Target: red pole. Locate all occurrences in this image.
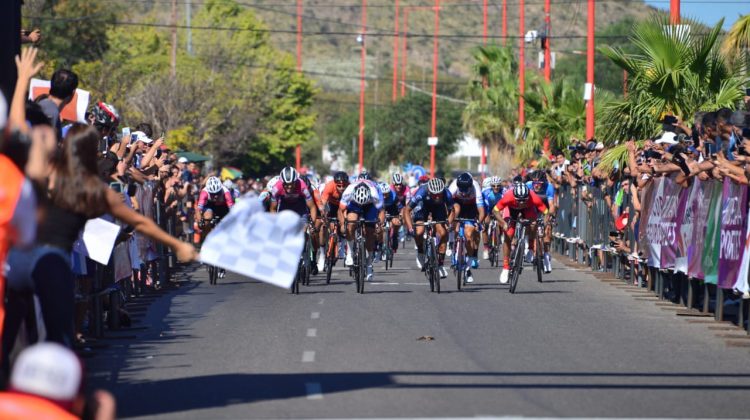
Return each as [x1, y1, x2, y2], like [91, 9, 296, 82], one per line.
[585, 0, 595, 140]
[401, 8, 408, 97]
[359, 0, 367, 173]
[430, 0, 439, 177]
[392, 0, 399, 102]
[518, 0, 525, 127]
[295, 0, 303, 170]
[543, 0, 551, 82]
[670, 0, 680, 24]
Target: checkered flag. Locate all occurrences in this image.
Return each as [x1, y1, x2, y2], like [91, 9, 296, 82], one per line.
[199, 196, 305, 289]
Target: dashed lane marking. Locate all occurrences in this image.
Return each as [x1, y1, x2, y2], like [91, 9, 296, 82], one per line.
[311, 312, 320, 319]
[307, 328, 317, 337]
[302, 351, 316, 362]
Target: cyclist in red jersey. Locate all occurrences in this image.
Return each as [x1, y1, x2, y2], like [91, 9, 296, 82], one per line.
[492, 182, 547, 284]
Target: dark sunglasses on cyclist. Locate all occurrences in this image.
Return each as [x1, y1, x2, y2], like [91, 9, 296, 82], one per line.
[283, 182, 295, 189]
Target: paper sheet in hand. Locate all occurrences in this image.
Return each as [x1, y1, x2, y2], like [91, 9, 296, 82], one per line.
[82, 218, 121, 265]
[199, 197, 305, 289]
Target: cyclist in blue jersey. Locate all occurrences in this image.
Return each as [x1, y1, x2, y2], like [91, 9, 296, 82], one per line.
[526, 170, 555, 273]
[404, 178, 454, 278]
[448, 172, 485, 283]
[481, 176, 504, 260]
[378, 182, 402, 259]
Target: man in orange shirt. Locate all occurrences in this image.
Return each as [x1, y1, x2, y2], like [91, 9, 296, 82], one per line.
[319, 171, 349, 270]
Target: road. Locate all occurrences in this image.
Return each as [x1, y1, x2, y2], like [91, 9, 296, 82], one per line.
[86, 242, 750, 419]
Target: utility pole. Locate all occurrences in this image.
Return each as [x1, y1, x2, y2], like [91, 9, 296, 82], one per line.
[480, 0, 488, 177]
[542, 0, 551, 155]
[482, 0, 488, 45]
[585, 0, 595, 140]
[518, 0, 525, 127]
[670, 0, 680, 24]
[359, 0, 367, 173]
[295, 0, 303, 171]
[171, 0, 177, 78]
[185, 0, 192, 55]
[392, 0, 399, 102]
[429, 0, 440, 177]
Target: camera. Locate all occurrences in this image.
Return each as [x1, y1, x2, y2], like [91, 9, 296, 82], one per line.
[644, 150, 663, 160]
[663, 115, 678, 125]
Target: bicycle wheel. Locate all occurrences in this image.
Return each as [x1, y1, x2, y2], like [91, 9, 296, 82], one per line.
[325, 238, 335, 285]
[455, 240, 464, 290]
[303, 239, 312, 286]
[425, 242, 435, 292]
[535, 237, 544, 283]
[357, 237, 366, 294]
[431, 243, 441, 294]
[292, 262, 301, 294]
[509, 239, 524, 294]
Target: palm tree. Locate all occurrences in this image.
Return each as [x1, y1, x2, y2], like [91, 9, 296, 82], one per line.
[722, 13, 750, 59]
[462, 45, 519, 152]
[596, 15, 746, 171]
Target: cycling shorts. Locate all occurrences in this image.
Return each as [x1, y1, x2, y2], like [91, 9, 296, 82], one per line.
[385, 203, 400, 217]
[346, 203, 379, 222]
[456, 204, 479, 221]
[412, 203, 448, 222]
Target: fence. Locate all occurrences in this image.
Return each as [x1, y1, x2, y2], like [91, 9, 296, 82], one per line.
[552, 175, 750, 334]
[83, 180, 178, 337]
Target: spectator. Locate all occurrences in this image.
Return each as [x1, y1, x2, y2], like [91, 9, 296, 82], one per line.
[37, 69, 78, 140]
[20, 28, 42, 44]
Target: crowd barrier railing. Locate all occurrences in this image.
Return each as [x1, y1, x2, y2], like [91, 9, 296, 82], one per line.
[552, 175, 750, 334]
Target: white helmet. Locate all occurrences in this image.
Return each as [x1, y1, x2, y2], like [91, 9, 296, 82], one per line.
[378, 182, 391, 195]
[427, 178, 445, 195]
[280, 166, 298, 184]
[353, 184, 371, 205]
[206, 176, 222, 194]
[490, 176, 502, 187]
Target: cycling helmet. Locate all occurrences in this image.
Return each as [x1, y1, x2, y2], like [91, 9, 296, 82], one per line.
[309, 176, 320, 191]
[206, 176, 222, 194]
[490, 176, 502, 187]
[280, 166, 298, 184]
[427, 178, 445, 195]
[378, 182, 391, 195]
[456, 172, 473, 192]
[418, 175, 430, 185]
[90, 102, 120, 129]
[334, 171, 349, 183]
[513, 182, 530, 201]
[353, 184, 370, 205]
[358, 171, 372, 181]
[392, 173, 403, 185]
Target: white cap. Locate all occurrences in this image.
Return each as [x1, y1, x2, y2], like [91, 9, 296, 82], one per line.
[595, 142, 605, 150]
[11, 343, 82, 402]
[133, 131, 153, 144]
[655, 132, 678, 145]
[178, 156, 189, 163]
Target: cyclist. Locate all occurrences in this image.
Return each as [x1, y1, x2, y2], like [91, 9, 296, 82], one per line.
[258, 176, 278, 212]
[404, 178, 454, 278]
[378, 181, 402, 259]
[196, 176, 235, 278]
[269, 166, 318, 219]
[339, 176, 385, 281]
[390, 173, 410, 247]
[320, 171, 349, 268]
[448, 172, 485, 283]
[300, 175, 324, 275]
[526, 170, 555, 273]
[481, 176, 505, 260]
[492, 182, 548, 284]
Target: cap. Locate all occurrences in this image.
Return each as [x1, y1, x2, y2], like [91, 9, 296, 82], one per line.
[615, 212, 629, 231]
[586, 142, 597, 151]
[595, 142, 605, 150]
[178, 156, 189, 163]
[10, 343, 82, 402]
[655, 132, 678, 145]
[132, 131, 153, 144]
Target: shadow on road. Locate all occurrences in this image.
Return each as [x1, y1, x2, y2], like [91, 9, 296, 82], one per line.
[116, 370, 750, 417]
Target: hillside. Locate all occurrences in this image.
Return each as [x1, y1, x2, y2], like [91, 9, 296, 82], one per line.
[246, 0, 657, 90]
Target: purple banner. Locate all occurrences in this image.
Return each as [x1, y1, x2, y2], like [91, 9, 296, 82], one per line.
[718, 179, 748, 289]
[688, 180, 716, 280]
[659, 176, 682, 269]
[673, 181, 693, 273]
[638, 180, 657, 267]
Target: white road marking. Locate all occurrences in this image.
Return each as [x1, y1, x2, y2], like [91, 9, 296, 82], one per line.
[311, 312, 320, 319]
[307, 328, 317, 337]
[305, 382, 323, 400]
[302, 351, 316, 362]
[318, 298, 325, 304]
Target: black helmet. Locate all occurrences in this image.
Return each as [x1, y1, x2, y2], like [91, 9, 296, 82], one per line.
[334, 171, 349, 183]
[358, 171, 372, 181]
[456, 172, 473, 192]
[90, 102, 120, 130]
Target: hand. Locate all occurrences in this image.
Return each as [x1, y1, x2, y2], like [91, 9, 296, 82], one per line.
[175, 242, 198, 262]
[116, 161, 127, 177]
[27, 29, 41, 43]
[15, 47, 44, 82]
[153, 138, 164, 149]
[626, 139, 636, 153]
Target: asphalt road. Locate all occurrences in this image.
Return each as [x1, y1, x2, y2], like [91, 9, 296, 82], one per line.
[86, 242, 750, 419]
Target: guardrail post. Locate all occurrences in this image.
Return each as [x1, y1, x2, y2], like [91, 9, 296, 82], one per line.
[715, 288, 724, 322]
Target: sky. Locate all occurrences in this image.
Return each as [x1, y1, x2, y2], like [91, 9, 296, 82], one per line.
[644, 0, 750, 29]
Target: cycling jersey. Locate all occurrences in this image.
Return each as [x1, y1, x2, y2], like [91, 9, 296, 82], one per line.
[321, 181, 345, 217]
[493, 189, 548, 221]
[340, 180, 383, 222]
[197, 187, 235, 212]
[482, 187, 505, 213]
[258, 190, 272, 212]
[526, 180, 554, 204]
[448, 179, 484, 220]
[383, 189, 401, 217]
[270, 179, 313, 216]
[409, 185, 454, 222]
[391, 184, 410, 208]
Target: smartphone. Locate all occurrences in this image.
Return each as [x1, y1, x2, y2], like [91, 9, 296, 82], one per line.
[663, 115, 678, 125]
[109, 182, 122, 193]
[122, 127, 130, 137]
[746, 88, 750, 96]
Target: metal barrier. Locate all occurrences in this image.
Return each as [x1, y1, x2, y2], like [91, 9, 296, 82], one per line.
[552, 176, 750, 334]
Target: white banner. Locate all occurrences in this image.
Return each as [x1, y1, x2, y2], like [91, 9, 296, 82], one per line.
[199, 196, 305, 289]
[28, 78, 90, 123]
[82, 218, 121, 265]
